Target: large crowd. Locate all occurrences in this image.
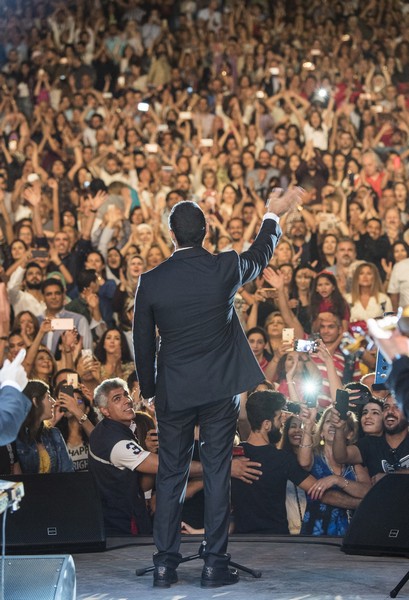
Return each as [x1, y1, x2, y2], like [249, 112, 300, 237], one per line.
[0, 0, 409, 538]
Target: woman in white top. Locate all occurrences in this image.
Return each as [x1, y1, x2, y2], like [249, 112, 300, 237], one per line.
[303, 110, 330, 151]
[345, 262, 392, 322]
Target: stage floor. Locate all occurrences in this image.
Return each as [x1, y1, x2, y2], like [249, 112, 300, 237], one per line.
[73, 535, 409, 599]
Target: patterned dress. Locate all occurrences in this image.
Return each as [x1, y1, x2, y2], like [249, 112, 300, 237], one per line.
[301, 453, 356, 536]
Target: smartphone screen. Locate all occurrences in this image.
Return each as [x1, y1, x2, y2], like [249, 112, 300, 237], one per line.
[335, 389, 350, 420]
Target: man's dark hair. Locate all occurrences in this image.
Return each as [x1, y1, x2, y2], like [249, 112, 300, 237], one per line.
[25, 261, 43, 274]
[41, 278, 64, 294]
[77, 269, 98, 293]
[246, 390, 286, 431]
[89, 178, 108, 197]
[168, 201, 206, 247]
[166, 189, 186, 203]
[366, 217, 382, 227]
[246, 326, 268, 344]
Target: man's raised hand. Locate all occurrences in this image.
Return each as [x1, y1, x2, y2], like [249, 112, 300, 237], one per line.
[266, 186, 304, 217]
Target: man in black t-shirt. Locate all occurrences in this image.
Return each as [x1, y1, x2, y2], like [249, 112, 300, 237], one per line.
[232, 391, 361, 534]
[333, 395, 409, 480]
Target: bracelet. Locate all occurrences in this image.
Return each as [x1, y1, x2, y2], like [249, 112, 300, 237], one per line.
[90, 209, 97, 213]
[78, 413, 88, 424]
[299, 443, 313, 448]
[0, 336, 8, 341]
[342, 478, 349, 489]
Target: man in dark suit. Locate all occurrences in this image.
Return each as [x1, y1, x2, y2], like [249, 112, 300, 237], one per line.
[133, 189, 302, 588]
[0, 349, 30, 445]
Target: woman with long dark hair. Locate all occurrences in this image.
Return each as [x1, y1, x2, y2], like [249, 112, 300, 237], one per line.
[279, 414, 307, 534]
[54, 383, 99, 472]
[94, 327, 134, 381]
[17, 380, 73, 473]
[310, 271, 350, 331]
[289, 265, 314, 334]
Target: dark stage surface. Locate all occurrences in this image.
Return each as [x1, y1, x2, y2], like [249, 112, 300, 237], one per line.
[72, 535, 409, 599]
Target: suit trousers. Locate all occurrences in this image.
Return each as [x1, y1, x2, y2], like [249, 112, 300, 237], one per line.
[153, 395, 240, 569]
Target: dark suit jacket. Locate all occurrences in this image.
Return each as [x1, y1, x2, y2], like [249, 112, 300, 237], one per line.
[0, 385, 31, 445]
[133, 218, 281, 412]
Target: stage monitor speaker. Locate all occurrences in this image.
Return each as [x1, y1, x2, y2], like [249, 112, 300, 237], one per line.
[342, 474, 409, 557]
[4, 556, 76, 600]
[1, 555, 76, 600]
[2, 472, 106, 554]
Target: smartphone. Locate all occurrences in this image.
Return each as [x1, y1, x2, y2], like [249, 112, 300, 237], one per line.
[145, 143, 158, 153]
[179, 111, 192, 120]
[66, 373, 79, 388]
[306, 396, 317, 408]
[32, 249, 49, 259]
[81, 349, 93, 360]
[117, 75, 126, 87]
[335, 389, 350, 420]
[282, 328, 295, 344]
[59, 384, 74, 412]
[61, 384, 75, 397]
[256, 90, 265, 99]
[157, 124, 169, 132]
[137, 102, 150, 112]
[51, 318, 74, 331]
[200, 138, 213, 147]
[294, 339, 315, 353]
[269, 67, 280, 75]
[27, 173, 40, 183]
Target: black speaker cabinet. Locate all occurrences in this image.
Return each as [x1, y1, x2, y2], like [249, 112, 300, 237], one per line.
[2, 472, 106, 554]
[1, 555, 76, 600]
[342, 474, 409, 557]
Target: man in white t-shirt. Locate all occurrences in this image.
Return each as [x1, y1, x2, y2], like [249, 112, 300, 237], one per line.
[388, 257, 409, 311]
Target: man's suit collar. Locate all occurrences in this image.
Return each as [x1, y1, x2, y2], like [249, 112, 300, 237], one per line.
[169, 246, 211, 260]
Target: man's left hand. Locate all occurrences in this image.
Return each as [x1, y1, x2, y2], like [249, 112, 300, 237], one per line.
[231, 457, 262, 484]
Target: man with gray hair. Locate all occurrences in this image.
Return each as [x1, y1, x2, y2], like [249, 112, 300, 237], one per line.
[89, 377, 158, 535]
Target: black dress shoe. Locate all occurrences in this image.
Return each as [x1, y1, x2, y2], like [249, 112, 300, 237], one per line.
[153, 566, 178, 588]
[201, 566, 239, 588]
